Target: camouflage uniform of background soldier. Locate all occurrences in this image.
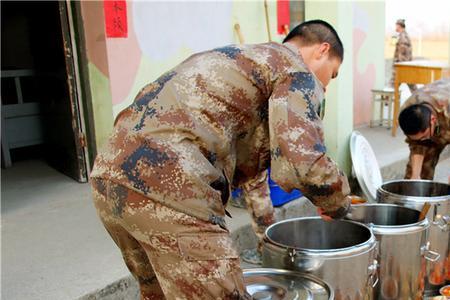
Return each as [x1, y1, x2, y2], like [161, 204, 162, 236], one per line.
[400, 78, 450, 180]
[391, 19, 416, 92]
[91, 20, 351, 299]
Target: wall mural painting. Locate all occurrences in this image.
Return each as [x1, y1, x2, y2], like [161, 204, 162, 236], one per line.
[105, 0, 141, 106]
[353, 4, 376, 126]
[133, 1, 233, 60]
[106, 1, 233, 107]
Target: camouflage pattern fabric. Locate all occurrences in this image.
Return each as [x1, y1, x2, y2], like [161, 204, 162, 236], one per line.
[90, 42, 352, 297]
[241, 170, 275, 253]
[401, 78, 450, 179]
[92, 178, 250, 300]
[405, 143, 446, 179]
[391, 30, 416, 91]
[394, 31, 413, 63]
[91, 42, 351, 224]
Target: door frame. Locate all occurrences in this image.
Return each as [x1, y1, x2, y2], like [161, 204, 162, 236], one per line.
[59, 1, 91, 182]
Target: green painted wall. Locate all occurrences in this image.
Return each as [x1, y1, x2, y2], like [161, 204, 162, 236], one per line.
[87, 62, 114, 150]
[231, 0, 281, 44]
[305, 0, 354, 174]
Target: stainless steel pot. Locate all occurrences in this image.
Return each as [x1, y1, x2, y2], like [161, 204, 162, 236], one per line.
[243, 268, 334, 300]
[262, 217, 378, 300]
[346, 203, 436, 299]
[377, 180, 450, 296]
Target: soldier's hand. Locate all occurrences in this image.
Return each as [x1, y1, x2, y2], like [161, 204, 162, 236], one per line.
[317, 208, 333, 221]
[317, 195, 351, 220]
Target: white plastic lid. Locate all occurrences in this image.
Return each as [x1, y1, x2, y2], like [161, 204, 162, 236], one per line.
[350, 131, 383, 202]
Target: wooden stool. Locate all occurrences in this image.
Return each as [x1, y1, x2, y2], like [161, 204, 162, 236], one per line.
[370, 88, 396, 128]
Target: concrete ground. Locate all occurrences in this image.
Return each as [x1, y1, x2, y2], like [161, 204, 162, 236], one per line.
[356, 126, 409, 168]
[1, 127, 449, 300]
[1, 160, 129, 300]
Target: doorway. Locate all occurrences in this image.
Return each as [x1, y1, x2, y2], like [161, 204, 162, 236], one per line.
[1, 1, 89, 182]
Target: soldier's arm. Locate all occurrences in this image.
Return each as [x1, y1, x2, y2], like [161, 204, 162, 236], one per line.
[405, 139, 427, 179]
[268, 72, 351, 219]
[241, 170, 275, 239]
[409, 154, 424, 179]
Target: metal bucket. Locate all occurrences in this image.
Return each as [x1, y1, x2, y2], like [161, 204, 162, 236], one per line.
[243, 268, 334, 300]
[262, 217, 378, 300]
[346, 203, 436, 299]
[377, 180, 450, 296]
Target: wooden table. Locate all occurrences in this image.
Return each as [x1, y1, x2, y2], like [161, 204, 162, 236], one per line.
[392, 60, 450, 136]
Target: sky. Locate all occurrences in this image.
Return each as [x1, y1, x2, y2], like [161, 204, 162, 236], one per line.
[385, 0, 450, 38]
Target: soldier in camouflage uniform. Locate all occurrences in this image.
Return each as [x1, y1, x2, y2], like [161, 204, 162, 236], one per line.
[391, 19, 416, 92]
[91, 20, 351, 299]
[398, 78, 450, 180]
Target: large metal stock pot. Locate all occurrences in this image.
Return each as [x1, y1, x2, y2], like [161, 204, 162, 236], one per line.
[377, 180, 450, 295]
[346, 203, 436, 300]
[243, 268, 334, 300]
[262, 217, 378, 300]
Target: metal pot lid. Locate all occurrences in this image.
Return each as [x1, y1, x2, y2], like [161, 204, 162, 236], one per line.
[350, 131, 383, 202]
[243, 268, 333, 300]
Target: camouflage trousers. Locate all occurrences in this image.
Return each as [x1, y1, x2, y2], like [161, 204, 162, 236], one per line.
[405, 145, 446, 180]
[91, 178, 250, 300]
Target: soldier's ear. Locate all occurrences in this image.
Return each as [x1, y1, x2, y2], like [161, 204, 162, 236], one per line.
[430, 114, 437, 124]
[315, 42, 331, 59]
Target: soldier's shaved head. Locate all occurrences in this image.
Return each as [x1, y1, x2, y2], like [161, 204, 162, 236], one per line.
[399, 104, 432, 135]
[283, 19, 344, 62]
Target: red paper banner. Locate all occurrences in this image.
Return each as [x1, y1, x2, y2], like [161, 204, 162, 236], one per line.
[277, 0, 290, 35]
[104, 0, 128, 38]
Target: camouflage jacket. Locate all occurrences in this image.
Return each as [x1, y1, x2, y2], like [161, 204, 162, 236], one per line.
[401, 78, 450, 155]
[394, 31, 413, 63]
[90, 42, 350, 226]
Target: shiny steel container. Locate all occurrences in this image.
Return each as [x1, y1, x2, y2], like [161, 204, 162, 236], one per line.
[346, 204, 436, 300]
[262, 217, 378, 300]
[377, 180, 450, 296]
[243, 268, 333, 300]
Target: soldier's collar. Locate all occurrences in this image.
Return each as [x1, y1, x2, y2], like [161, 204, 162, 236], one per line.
[282, 42, 325, 92]
[434, 124, 440, 136]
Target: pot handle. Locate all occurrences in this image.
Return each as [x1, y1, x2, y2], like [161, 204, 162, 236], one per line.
[287, 247, 296, 263]
[421, 242, 441, 262]
[433, 215, 450, 231]
[367, 259, 379, 288]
